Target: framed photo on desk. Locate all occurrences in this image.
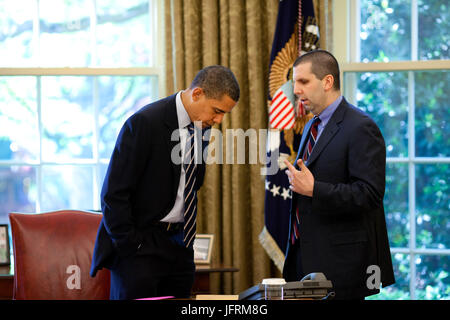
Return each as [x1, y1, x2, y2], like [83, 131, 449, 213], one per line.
[0, 225, 10, 266]
[194, 234, 214, 264]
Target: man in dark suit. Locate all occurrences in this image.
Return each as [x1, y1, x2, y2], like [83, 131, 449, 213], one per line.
[90, 65, 240, 299]
[282, 50, 395, 299]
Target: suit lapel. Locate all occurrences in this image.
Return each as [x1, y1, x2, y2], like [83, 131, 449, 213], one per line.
[306, 99, 347, 167]
[163, 94, 181, 194]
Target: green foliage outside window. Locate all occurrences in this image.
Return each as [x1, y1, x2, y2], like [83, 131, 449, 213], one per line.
[353, 0, 449, 300]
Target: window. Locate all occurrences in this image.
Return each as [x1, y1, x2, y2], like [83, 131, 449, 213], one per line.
[0, 0, 164, 250]
[334, 0, 449, 299]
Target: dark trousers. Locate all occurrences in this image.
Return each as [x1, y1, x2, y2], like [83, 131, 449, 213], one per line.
[283, 240, 367, 300]
[109, 230, 195, 300]
[283, 240, 305, 282]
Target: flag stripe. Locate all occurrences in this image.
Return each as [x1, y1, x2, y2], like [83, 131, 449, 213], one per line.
[275, 110, 295, 129]
[280, 114, 295, 130]
[269, 92, 285, 115]
[273, 107, 294, 128]
[269, 96, 288, 118]
[269, 94, 289, 115]
[270, 100, 292, 125]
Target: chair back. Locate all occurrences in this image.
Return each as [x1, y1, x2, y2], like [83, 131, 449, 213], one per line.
[9, 210, 110, 299]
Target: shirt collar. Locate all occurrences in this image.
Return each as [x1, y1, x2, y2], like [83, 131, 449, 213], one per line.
[175, 91, 192, 129]
[317, 95, 343, 124]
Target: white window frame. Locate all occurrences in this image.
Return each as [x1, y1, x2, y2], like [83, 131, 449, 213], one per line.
[333, 0, 450, 299]
[0, 0, 166, 212]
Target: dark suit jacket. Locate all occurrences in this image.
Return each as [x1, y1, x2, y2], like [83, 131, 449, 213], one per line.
[282, 98, 395, 298]
[90, 93, 207, 277]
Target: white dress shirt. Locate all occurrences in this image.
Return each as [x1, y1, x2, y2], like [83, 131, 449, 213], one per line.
[160, 91, 195, 223]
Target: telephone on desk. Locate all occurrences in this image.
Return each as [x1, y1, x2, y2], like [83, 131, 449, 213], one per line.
[238, 272, 335, 300]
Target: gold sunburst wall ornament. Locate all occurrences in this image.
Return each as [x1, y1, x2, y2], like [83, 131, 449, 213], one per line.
[268, 32, 297, 99]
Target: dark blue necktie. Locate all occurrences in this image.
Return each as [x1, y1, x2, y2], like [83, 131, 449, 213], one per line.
[183, 123, 197, 248]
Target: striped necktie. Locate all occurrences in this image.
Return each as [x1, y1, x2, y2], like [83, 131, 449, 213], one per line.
[302, 116, 321, 163]
[183, 123, 197, 248]
[291, 116, 321, 244]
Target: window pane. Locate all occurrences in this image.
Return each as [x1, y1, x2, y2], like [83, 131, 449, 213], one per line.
[415, 255, 450, 299]
[369, 253, 411, 299]
[385, 163, 409, 248]
[41, 165, 94, 212]
[0, 166, 36, 224]
[96, 0, 151, 67]
[416, 164, 449, 249]
[41, 76, 94, 161]
[0, 0, 35, 67]
[0, 77, 39, 161]
[345, 71, 409, 157]
[39, 0, 92, 67]
[98, 76, 158, 159]
[415, 70, 450, 157]
[418, 0, 450, 60]
[360, 0, 411, 62]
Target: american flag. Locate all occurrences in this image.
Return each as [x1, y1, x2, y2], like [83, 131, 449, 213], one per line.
[269, 80, 295, 130]
[260, 0, 319, 272]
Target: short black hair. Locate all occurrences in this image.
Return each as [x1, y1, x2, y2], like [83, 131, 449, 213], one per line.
[190, 65, 240, 102]
[293, 50, 340, 90]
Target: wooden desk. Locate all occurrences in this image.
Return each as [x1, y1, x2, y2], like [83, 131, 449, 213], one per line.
[193, 264, 239, 295]
[0, 266, 13, 300]
[0, 264, 239, 299]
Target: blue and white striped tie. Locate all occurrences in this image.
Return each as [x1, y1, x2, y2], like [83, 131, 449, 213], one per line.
[183, 123, 197, 248]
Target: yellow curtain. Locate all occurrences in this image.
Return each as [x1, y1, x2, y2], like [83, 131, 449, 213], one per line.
[165, 0, 332, 295]
[314, 0, 333, 51]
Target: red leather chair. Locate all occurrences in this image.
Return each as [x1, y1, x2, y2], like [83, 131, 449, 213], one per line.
[9, 210, 110, 299]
